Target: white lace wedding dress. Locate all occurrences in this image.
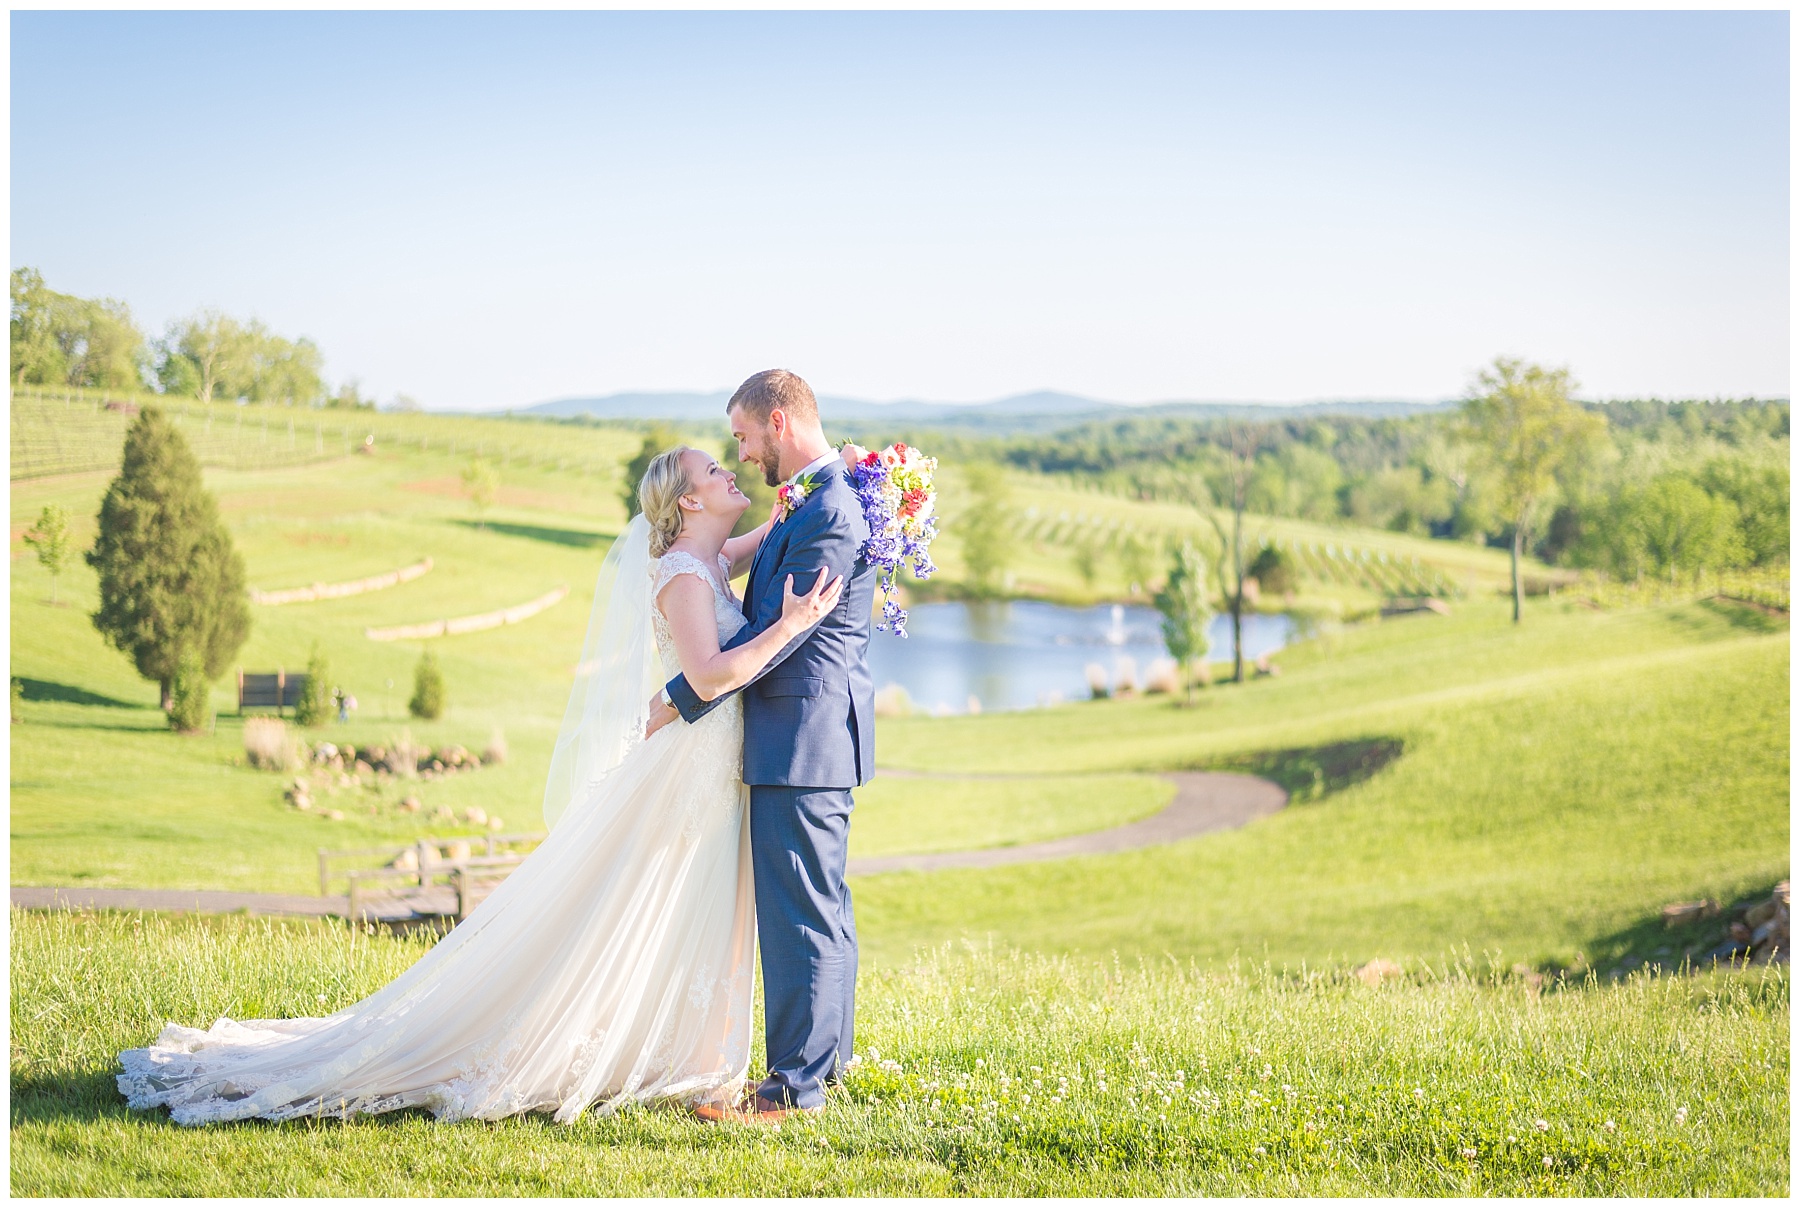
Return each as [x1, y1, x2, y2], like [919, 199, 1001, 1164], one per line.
[118, 550, 755, 1125]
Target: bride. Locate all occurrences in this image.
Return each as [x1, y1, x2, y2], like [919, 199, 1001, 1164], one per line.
[117, 446, 844, 1125]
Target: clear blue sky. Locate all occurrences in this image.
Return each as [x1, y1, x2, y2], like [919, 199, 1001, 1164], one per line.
[11, 10, 1789, 410]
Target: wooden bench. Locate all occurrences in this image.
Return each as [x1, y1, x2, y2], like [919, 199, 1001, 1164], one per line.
[237, 669, 309, 715]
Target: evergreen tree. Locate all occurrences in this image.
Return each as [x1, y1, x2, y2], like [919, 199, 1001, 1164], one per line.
[86, 407, 250, 709]
[409, 649, 445, 720]
[1247, 544, 1296, 597]
[622, 424, 682, 519]
[167, 649, 212, 734]
[293, 645, 333, 728]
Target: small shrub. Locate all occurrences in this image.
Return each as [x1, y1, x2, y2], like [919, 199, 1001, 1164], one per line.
[388, 727, 422, 777]
[409, 650, 444, 720]
[293, 646, 333, 728]
[481, 727, 508, 766]
[1248, 544, 1297, 596]
[243, 717, 298, 770]
[167, 650, 212, 734]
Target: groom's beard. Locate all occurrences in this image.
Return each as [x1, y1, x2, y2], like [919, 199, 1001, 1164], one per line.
[761, 458, 781, 488]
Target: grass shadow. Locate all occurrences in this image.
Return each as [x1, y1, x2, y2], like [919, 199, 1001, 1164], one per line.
[1697, 596, 1788, 635]
[11, 1065, 448, 1130]
[1200, 737, 1405, 804]
[15, 678, 144, 710]
[449, 519, 610, 549]
[1545, 878, 1789, 979]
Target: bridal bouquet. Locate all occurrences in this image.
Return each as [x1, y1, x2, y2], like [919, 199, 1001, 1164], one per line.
[845, 441, 938, 636]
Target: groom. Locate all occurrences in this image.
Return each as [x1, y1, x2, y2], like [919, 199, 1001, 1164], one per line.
[647, 368, 876, 1120]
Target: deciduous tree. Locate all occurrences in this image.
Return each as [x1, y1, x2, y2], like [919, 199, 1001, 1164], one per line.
[958, 461, 1014, 597]
[461, 456, 500, 527]
[1154, 543, 1212, 705]
[1459, 357, 1604, 622]
[22, 504, 74, 605]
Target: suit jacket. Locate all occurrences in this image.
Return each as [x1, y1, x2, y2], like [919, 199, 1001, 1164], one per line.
[665, 459, 877, 788]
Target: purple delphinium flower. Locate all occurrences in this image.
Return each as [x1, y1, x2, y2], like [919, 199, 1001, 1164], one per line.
[847, 451, 938, 635]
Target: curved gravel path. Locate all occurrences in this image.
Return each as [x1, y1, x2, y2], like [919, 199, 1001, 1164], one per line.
[846, 770, 1287, 876]
[11, 770, 1287, 916]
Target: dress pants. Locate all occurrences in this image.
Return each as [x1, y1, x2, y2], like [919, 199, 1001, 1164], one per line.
[747, 784, 857, 1109]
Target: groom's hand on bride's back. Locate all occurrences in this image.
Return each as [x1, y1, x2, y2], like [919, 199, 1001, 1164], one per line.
[645, 695, 679, 738]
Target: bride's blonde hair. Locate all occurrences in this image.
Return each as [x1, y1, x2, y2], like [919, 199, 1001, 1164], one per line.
[638, 447, 697, 557]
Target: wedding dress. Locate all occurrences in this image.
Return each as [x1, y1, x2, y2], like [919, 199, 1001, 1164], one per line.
[118, 528, 756, 1125]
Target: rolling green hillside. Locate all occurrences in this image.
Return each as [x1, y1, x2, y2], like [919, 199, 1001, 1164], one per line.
[9, 389, 1788, 1197]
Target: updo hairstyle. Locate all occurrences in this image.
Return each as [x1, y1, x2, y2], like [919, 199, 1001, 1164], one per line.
[638, 446, 698, 557]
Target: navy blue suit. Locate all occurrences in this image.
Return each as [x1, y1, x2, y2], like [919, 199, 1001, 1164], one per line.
[665, 458, 874, 1108]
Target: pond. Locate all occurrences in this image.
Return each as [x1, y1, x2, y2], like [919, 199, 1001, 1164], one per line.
[866, 600, 1298, 714]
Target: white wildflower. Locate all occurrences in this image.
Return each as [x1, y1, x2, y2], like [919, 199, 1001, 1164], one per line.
[1461, 1147, 1478, 1160]
[1533, 1118, 1549, 1133]
[1674, 1106, 1688, 1125]
[1602, 1119, 1617, 1134]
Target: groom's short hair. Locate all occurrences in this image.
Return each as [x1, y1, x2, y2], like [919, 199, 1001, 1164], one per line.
[728, 369, 818, 426]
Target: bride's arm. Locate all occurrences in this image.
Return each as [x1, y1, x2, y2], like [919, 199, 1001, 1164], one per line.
[656, 571, 844, 704]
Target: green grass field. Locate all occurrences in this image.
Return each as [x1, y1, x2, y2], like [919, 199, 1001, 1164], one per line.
[10, 910, 1787, 1196]
[10, 397, 1789, 1194]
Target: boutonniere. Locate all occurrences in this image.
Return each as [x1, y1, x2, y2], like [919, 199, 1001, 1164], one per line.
[775, 472, 820, 522]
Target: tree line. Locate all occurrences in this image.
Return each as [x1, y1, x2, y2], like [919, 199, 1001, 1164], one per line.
[889, 365, 1787, 609]
[10, 268, 375, 409]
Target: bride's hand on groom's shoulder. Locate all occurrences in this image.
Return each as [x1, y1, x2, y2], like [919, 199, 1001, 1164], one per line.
[781, 571, 844, 635]
[840, 443, 868, 469]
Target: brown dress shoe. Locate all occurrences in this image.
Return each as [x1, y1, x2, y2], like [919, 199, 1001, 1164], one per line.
[690, 1099, 753, 1124]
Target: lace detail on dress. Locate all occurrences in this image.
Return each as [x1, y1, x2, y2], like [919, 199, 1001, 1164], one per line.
[650, 550, 742, 675]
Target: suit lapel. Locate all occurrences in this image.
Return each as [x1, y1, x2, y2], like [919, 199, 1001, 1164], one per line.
[748, 460, 845, 618]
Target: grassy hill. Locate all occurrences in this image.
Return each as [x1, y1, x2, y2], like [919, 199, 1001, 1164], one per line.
[9, 388, 1788, 1194]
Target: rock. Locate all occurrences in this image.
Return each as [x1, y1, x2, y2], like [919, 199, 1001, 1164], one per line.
[464, 807, 488, 826]
[446, 839, 471, 861]
[1745, 900, 1779, 928]
[432, 804, 455, 821]
[292, 793, 312, 811]
[398, 796, 421, 814]
[390, 849, 419, 872]
[1730, 921, 1753, 944]
[872, 683, 914, 718]
[1662, 900, 1719, 927]
[354, 759, 373, 777]
[1355, 959, 1403, 986]
[1084, 663, 1110, 700]
[1143, 658, 1180, 695]
[325, 809, 345, 821]
[482, 728, 508, 766]
[487, 816, 504, 832]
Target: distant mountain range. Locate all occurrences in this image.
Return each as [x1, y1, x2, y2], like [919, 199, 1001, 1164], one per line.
[506, 390, 1453, 435]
